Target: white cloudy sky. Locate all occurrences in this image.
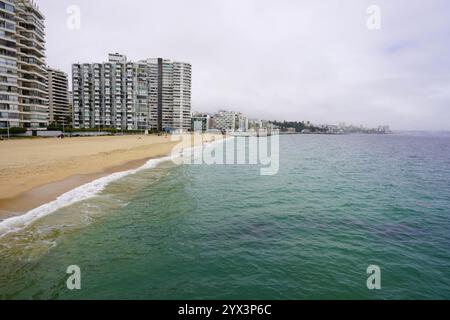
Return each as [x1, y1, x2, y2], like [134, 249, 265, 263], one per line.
[39, 0, 450, 130]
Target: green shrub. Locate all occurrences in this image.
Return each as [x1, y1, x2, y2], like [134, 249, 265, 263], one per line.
[0, 127, 27, 135]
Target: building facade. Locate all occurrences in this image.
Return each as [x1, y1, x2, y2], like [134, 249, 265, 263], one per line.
[67, 90, 72, 125]
[72, 54, 192, 131]
[140, 58, 191, 131]
[214, 110, 236, 131]
[47, 67, 69, 126]
[172, 61, 192, 131]
[191, 113, 210, 132]
[236, 112, 249, 132]
[16, 0, 47, 129]
[72, 54, 137, 130]
[214, 110, 248, 132]
[0, 0, 47, 130]
[0, 0, 18, 129]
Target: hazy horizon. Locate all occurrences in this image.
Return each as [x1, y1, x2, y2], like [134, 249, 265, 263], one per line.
[39, 0, 450, 131]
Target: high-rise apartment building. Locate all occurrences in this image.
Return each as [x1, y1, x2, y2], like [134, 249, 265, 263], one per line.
[16, 0, 47, 129]
[72, 54, 192, 131]
[172, 61, 192, 130]
[214, 110, 248, 132]
[47, 67, 69, 126]
[236, 112, 249, 132]
[0, 0, 47, 130]
[73, 54, 145, 130]
[138, 58, 192, 131]
[0, 0, 19, 129]
[215, 110, 237, 131]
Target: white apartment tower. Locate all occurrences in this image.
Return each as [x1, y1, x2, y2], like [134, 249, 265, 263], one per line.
[0, 0, 47, 130]
[73, 54, 192, 131]
[47, 67, 69, 126]
[136, 61, 150, 129]
[73, 54, 151, 130]
[214, 110, 248, 132]
[139, 58, 192, 131]
[0, 0, 19, 129]
[16, 0, 47, 129]
[173, 62, 192, 130]
[215, 110, 237, 131]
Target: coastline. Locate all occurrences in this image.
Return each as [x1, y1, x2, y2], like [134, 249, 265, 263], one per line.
[0, 134, 223, 222]
[0, 157, 151, 219]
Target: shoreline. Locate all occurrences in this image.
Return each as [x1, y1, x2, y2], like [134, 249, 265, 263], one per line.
[0, 156, 152, 219]
[0, 134, 223, 223]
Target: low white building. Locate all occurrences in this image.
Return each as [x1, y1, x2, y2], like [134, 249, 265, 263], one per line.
[191, 112, 210, 132]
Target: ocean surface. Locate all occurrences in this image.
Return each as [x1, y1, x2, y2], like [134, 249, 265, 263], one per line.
[0, 134, 449, 300]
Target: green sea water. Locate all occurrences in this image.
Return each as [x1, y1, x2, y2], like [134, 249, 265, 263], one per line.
[0, 134, 449, 299]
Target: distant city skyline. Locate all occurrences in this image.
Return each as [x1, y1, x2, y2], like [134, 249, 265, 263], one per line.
[39, 0, 450, 131]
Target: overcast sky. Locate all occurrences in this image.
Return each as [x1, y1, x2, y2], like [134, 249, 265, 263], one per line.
[38, 0, 450, 130]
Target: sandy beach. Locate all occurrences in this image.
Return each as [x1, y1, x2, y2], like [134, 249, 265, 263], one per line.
[0, 134, 222, 219]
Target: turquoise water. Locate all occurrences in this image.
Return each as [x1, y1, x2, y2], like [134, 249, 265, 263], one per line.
[1, 134, 449, 299]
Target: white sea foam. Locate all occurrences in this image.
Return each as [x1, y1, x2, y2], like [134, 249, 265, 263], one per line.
[0, 137, 229, 238]
[0, 155, 173, 238]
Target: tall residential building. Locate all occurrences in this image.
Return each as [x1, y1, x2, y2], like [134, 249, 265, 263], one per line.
[172, 61, 192, 130]
[16, 0, 47, 129]
[140, 58, 192, 131]
[0, 0, 19, 129]
[214, 110, 248, 132]
[236, 112, 249, 132]
[136, 61, 150, 129]
[47, 67, 69, 126]
[214, 110, 236, 131]
[72, 54, 192, 131]
[0, 0, 47, 130]
[73, 54, 146, 130]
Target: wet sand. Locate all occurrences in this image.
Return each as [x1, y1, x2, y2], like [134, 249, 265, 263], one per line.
[0, 134, 222, 220]
[0, 158, 149, 218]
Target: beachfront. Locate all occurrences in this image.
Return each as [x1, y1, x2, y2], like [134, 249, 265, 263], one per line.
[0, 134, 222, 218]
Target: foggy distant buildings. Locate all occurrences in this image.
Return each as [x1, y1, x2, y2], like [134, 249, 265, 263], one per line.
[191, 110, 275, 133]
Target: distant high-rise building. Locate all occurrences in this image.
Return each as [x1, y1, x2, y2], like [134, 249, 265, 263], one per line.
[72, 54, 192, 131]
[47, 67, 69, 126]
[214, 110, 237, 131]
[236, 112, 249, 132]
[0, 0, 47, 130]
[214, 110, 248, 132]
[191, 112, 210, 132]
